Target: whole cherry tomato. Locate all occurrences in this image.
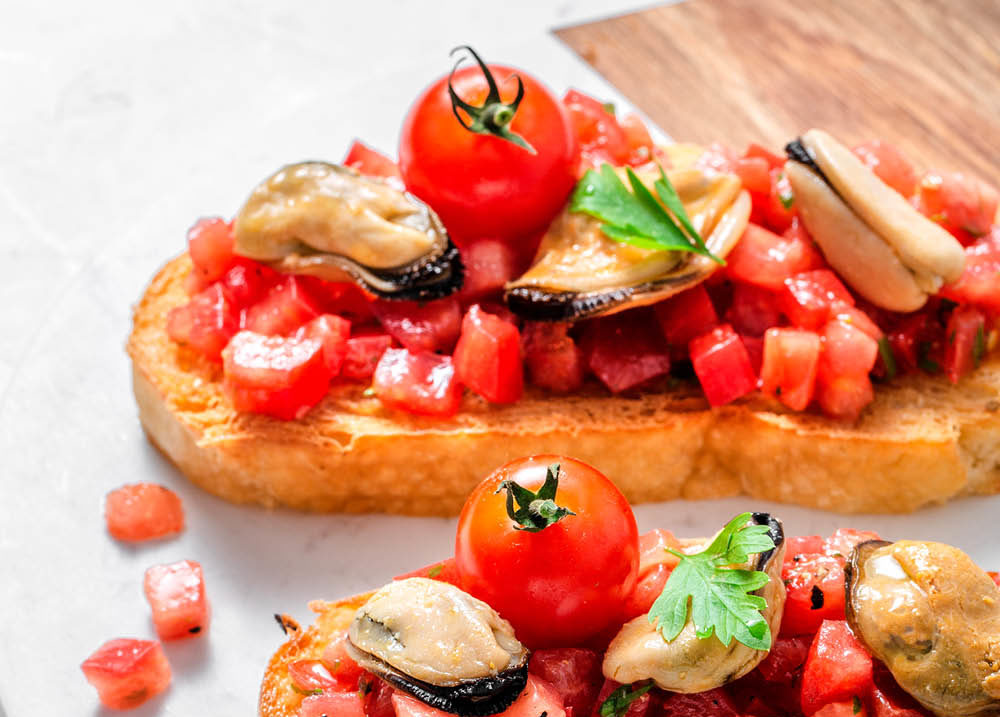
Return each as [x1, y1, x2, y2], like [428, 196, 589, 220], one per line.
[399, 47, 578, 248]
[455, 455, 639, 648]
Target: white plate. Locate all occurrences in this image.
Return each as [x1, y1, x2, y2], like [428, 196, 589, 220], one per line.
[2, 2, 998, 715]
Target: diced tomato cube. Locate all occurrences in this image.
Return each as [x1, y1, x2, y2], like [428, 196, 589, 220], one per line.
[371, 297, 462, 353]
[869, 667, 931, 717]
[727, 223, 824, 291]
[373, 348, 463, 417]
[166, 283, 240, 361]
[564, 89, 629, 171]
[522, 321, 585, 394]
[143, 559, 209, 640]
[219, 260, 279, 308]
[592, 680, 651, 717]
[453, 305, 523, 403]
[81, 638, 171, 710]
[823, 528, 882, 562]
[624, 529, 682, 618]
[245, 276, 322, 336]
[696, 142, 738, 174]
[655, 285, 719, 348]
[659, 687, 741, 717]
[222, 331, 332, 420]
[820, 320, 879, 377]
[580, 309, 671, 394]
[105, 483, 184, 542]
[944, 304, 987, 383]
[529, 649, 604, 717]
[817, 373, 874, 422]
[288, 659, 339, 693]
[917, 171, 998, 237]
[319, 633, 366, 688]
[620, 113, 655, 166]
[744, 143, 785, 170]
[813, 701, 867, 717]
[781, 270, 855, 329]
[456, 238, 523, 304]
[801, 620, 874, 715]
[365, 678, 397, 717]
[780, 553, 847, 636]
[689, 324, 757, 406]
[725, 283, 784, 337]
[637, 528, 683, 574]
[734, 156, 772, 195]
[785, 534, 824, 558]
[761, 328, 821, 410]
[187, 217, 236, 284]
[394, 557, 462, 586]
[852, 141, 918, 197]
[757, 635, 812, 683]
[341, 330, 394, 381]
[300, 690, 367, 717]
[831, 303, 884, 341]
[306, 280, 376, 323]
[940, 228, 1000, 314]
[298, 314, 352, 376]
[343, 140, 402, 186]
[763, 167, 798, 233]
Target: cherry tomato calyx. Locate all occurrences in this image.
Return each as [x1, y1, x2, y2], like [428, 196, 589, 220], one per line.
[496, 463, 575, 532]
[447, 46, 537, 154]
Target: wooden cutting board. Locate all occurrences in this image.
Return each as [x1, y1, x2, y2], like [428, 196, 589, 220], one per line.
[557, 0, 1000, 183]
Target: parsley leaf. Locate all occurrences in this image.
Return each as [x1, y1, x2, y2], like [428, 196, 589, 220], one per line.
[647, 512, 776, 651]
[974, 323, 986, 368]
[877, 336, 897, 380]
[570, 164, 722, 264]
[599, 684, 652, 717]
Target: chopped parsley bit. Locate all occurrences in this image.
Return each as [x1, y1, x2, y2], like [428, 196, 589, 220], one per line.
[877, 336, 897, 380]
[974, 324, 986, 367]
[602, 102, 617, 116]
[853, 696, 863, 714]
[427, 564, 444, 578]
[918, 342, 940, 374]
[600, 684, 652, 717]
[647, 513, 776, 651]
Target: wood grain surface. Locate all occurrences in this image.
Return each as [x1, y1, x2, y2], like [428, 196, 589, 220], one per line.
[557, 0, 1000, 183]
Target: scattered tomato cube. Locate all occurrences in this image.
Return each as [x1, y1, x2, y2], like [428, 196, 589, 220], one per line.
[944, 304, 987, 384]
[371, 297, 462, 353]
[852, 140, 918, 197]
[655, 284, 719, 348]
[143, 559, 209, 640]
[341, 330, 394, 381]
[288, 658, 339, 693]
[733, 156, 772, 195]
[939, 228, 1000, 314]
[761, 328, 821, 411]
[245, 276, 322, 336]
[522, 321, 585, 394]
[298, 314, 352, 376]
[757, 635, 812, 683]
[394, 558, 462, 587]
[528, 648, 603, 717]
[725, 282, 783, 337]
[785, 535, 824, 558]
[166, 283, 240, 361]
[781, 270, 855, 329]
[823, 528, 882, 562]
[813, 700, 867, 717]
[187, 217, 236, 284]
[105, 483, 184, 542]
[869, 668, 932, 717]
[661, 688, 741, 717]
[591, 679, 651, 717]
[780, 552, 847, 636]
[456, 238, 523, 304]
[453, 305, 524, 404]
[222, 330, 332, 420]
[319, 632, 367, 687]
[801, 620, 874, 715]
[689, 324, 757, 406]
[580, 309, 671, 394]
[727, 223, 824, 291]
[300, 690, 367, 717]
[218, 259, 278, 309]
[564, 89, 629, 170]
[917, 171, 998, 237]
[343, 140, 402, 186]
[620, 113, 654, 166]
[744, 142, 785, 170]
[373, 348, 463, 417]
[81, 638, 171, 710]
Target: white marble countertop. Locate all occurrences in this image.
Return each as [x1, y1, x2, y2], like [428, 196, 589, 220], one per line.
[2, 2, 999, 715]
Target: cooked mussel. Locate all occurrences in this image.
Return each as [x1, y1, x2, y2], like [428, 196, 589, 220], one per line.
[233, 162, 463, 301]
[603, 513, 786, 692]
[785, 129, 964, 312]
[346, 578, 529, 716]
[505, 145, 751, 321]
[846, 540, 1000, 717]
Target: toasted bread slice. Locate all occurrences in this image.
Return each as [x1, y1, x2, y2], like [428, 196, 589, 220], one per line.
[128, 254, 1000, 515]
[260, 594, 371, 717]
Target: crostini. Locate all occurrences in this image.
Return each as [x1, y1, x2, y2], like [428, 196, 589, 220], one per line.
[129, 47, 1000, 514]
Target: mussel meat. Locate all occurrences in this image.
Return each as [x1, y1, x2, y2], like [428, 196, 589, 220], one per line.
[346, 578, 529, 716]
[233, 162, 463, 301]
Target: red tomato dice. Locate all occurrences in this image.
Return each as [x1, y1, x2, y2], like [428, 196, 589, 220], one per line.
[744, 143, 785, 170]
[620, 113, 655, 166]
[218, 260, 279, 308]
[298, 314, 352, 376]
[823, 529, 882, 562]
[341, 330, 394, 381]
[453, 305, 524, 403]
[940, 228, 1000, 313]
[394, 558, 462, 587]
[624, 529, 682, 619]
[522, 321, 586, 394]
[288, 659, 338, 693]
[529, 649, 604, 717]
[786, 535, 824, 557]
[222, 331, 332, 420]
[918, 171, 998, 237]
[689, 324, 758, 406]
[245, 276, 322, 336]
[725, 282, 784, 337]
[371, 297, 462, 353]
[852, 141, 918, 197]
[365, 678, 397, 717]
[80, 638, 171, 710]
[307, 280, 376, 323]
[820, 319, 879, 377]
[761, 328, 821, 410]
[187, 217, 236, 284]
[781, 270, 855, 329]
[831, 303, 884, 341]
[457, 238, 525, 304]
[869, 668, 931, 717]
[143, 559, 209, 640]
[580, 309, 671, 393]
[757, 635, 812, 683]
[105, 483, 184, 542]
[592, 680, 652, 717]
[656, 285, 719, 348]
[817, 373, 874, 422]
[801, 621, 874, 715]
[780, 553, 847, 636]
[166, 283, 240, 361]
[944, 305, 987, 383]
[659, 687, 741, 717]
[343, 140, 402, 185]
[734, 156, 772, 195]
[373, 348, 462, 417]
[814, 701, 867, 717]
[319, 633, 366, 688]
[763, 167, 798, 233]
[564, 89, 629, 170]
[300, 690, 367, 717]
[727, 223, 824, 291]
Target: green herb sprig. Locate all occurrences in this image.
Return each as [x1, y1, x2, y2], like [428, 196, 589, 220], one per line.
[570, 164, 722, 264]
[599, 684, 652, 717]
[647, 512, 776, 651]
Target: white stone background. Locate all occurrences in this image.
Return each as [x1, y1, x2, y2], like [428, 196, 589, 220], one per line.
[2, 1, 998, 715]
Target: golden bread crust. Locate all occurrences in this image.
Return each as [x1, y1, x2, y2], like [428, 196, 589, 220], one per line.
[128, 254, 1000, 515]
